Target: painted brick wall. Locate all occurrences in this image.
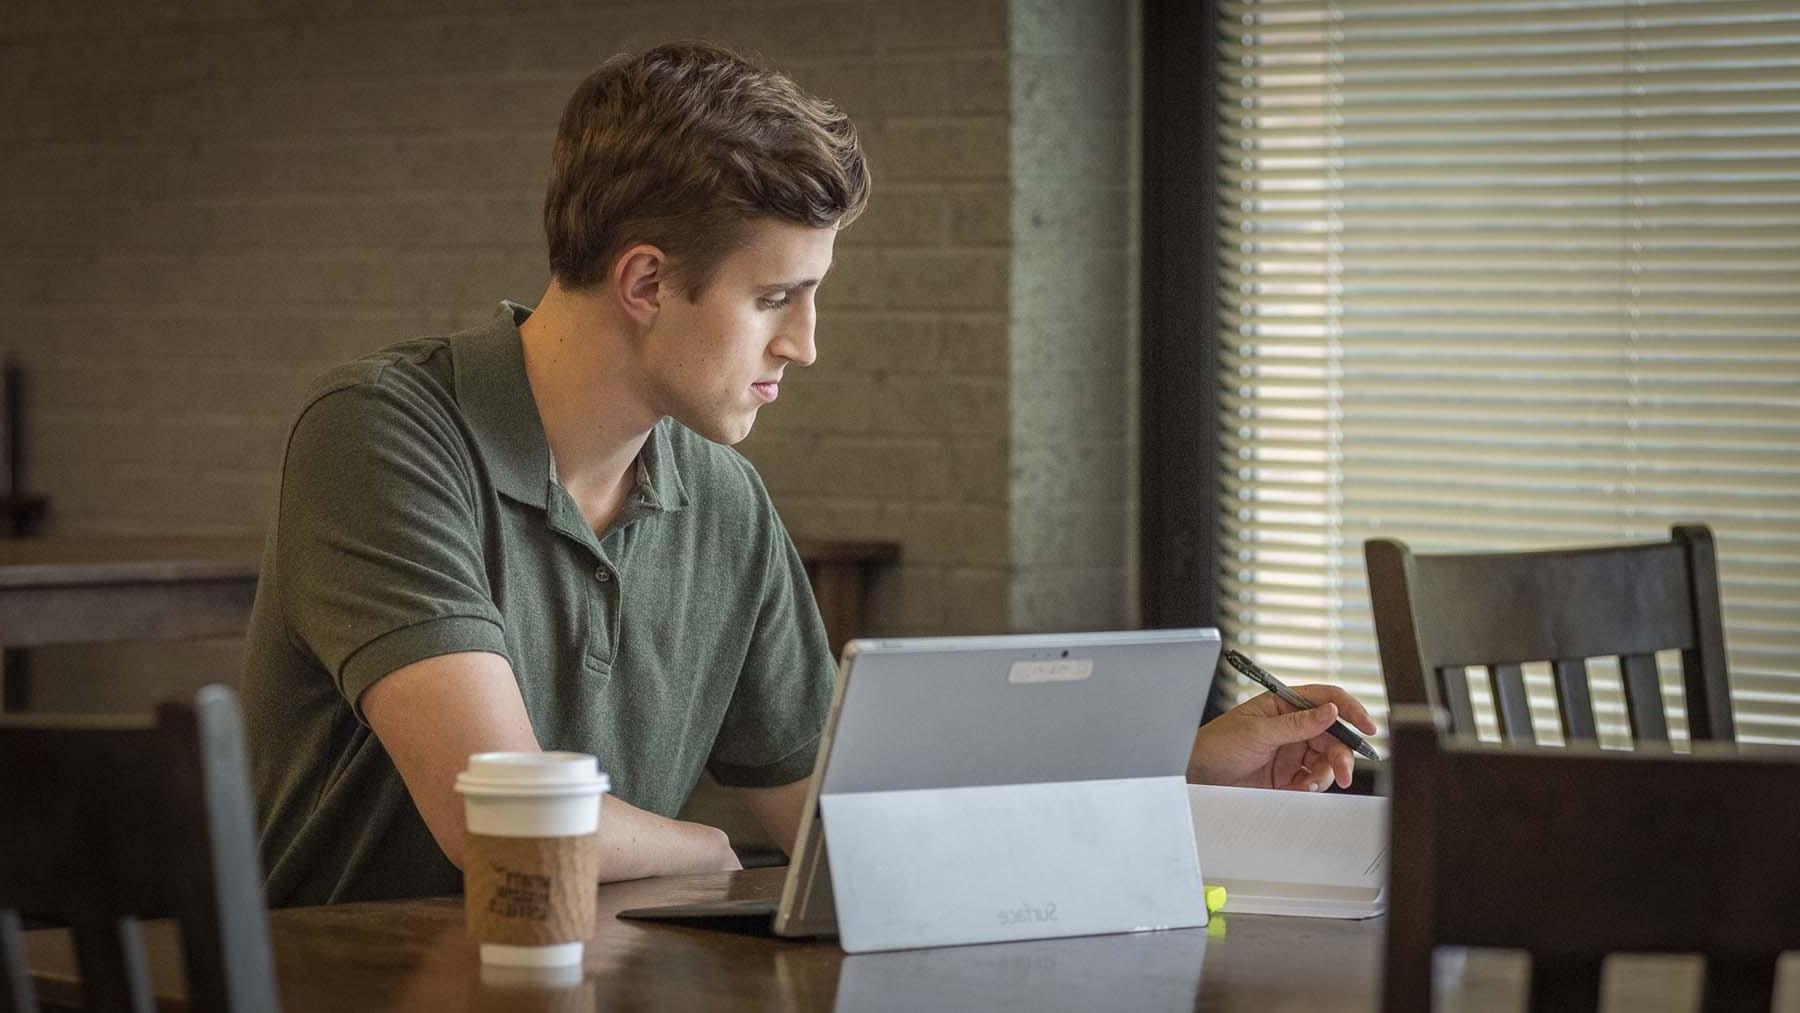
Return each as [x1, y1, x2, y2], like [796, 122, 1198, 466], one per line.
[1, 0, 1024, 712]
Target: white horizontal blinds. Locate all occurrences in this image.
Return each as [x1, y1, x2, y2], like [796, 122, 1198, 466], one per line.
[1218, 0, 1800, 747]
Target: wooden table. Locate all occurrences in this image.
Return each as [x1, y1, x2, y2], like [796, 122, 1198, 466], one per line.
[0, 535, 898, 711]
[25, 867, 1799, 1011]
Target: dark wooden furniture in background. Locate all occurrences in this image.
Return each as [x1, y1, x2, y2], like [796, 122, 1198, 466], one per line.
[27, 862, 1800, 1012]
[0, 358, 51, 713]
[0, 536, 899, 713]
[0, 537, 264, 713]
[1366, 524, 1734, 747]
[1384, 705, 1800, 1012]
[1, 685, 279, 1013]
[791, 539, 898, 659]
[0, 360, 47, 538]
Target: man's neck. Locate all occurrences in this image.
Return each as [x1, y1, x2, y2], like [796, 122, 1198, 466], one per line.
[516, 280, 659, 534]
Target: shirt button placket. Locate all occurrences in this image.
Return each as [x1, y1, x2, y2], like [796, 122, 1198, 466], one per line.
[590, 563, 619, 670]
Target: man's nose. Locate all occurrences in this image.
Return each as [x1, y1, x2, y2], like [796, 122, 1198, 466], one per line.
[773, 304, 818, 367]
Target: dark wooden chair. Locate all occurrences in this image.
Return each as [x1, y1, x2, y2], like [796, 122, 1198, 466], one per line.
[0, 685, 279, 1012]
[0, 357, 49, 712]
[1383, 704, 1800, 1012]
[1366, 524, 1734, 747]
[0, 357, 49, 540]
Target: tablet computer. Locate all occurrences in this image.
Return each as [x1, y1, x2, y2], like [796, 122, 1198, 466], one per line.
[620, 628, 1221, 951]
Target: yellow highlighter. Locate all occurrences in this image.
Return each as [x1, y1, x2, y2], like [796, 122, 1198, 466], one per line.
[1204, 884, 1228, 915]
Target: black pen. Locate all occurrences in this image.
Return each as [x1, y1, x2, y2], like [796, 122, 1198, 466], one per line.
[1222, 648, 1381, 762]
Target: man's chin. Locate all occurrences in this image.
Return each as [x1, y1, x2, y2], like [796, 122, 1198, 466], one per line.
[684, 412, 756, 446]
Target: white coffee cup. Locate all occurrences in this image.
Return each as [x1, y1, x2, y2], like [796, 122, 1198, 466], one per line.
[455, 752, 610, 967]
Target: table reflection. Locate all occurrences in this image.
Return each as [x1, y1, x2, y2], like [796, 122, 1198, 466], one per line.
[471, 962, 595, 1013]
[778, 928, 1209, 1013]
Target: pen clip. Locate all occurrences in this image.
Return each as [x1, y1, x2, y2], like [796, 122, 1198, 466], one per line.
[1223, 649, 1271, 690]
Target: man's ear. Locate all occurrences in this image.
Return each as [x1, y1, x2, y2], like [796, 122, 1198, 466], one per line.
[613, 244, 667, 326]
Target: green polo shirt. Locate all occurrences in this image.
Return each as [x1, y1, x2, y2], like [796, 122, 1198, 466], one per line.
[241, 301, 834, 907]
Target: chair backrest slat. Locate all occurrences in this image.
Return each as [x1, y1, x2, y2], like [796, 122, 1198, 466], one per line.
[1550, 658, 1598, 744]
[1434, 666, 1478, 736]
[1, 911, 37, 1013]
[1619, 652, 1671, 747]
[1526, 954, 1601, 1012]
[1701, 954, 1778, 1012]
[0, 686, 279, 1013]
[70, 917, 155, 1013]
[1487, 663, 1535, 744]
[164, 692, 279, 1013]
[1367, 525, 1735, 748]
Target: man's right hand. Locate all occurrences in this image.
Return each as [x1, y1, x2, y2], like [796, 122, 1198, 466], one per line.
[362, 650, 740, 880]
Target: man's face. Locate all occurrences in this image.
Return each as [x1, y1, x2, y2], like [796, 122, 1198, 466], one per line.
[640, 220, 836, 445]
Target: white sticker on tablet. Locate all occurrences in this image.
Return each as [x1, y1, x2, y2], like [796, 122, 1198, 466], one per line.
[1007, 659, 1094, 684]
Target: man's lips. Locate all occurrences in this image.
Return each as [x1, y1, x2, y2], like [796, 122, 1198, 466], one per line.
[751, 381, 780, 403]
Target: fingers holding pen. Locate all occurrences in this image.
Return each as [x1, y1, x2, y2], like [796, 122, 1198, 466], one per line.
[1291, 683, 1378, 736]
[1323, 741, 1355, 789]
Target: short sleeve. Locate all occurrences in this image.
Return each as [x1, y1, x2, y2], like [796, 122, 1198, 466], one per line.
[274, 374, 509, 721]
[706, 487, 836, 788]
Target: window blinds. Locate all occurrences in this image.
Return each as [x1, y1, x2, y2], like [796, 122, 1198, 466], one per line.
[1217, 0, 1800, 747]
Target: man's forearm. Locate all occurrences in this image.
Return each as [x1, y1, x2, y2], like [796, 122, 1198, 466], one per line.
[592, 794, 741, 881]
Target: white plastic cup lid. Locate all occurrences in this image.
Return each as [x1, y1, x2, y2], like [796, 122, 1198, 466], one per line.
[454, 751, 611, 797]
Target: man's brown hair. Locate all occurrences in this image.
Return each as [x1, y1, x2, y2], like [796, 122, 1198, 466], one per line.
[544, 41, 870, 297]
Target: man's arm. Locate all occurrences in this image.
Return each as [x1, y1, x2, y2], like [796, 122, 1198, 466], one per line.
[362, 651, 740, 879]
[728, 778, 813, 856]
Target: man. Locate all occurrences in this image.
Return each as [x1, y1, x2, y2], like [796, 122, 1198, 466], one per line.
[242, 42, 1376, 908]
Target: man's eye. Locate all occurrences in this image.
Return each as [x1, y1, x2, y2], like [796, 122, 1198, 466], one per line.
[758, 293, 792, 310]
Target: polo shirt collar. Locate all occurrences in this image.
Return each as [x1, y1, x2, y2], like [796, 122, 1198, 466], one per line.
[452, 300, 688, 514]
[636, 418, 691, 513]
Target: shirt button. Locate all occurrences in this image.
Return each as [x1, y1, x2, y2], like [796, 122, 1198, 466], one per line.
[594, 568, 611, 583]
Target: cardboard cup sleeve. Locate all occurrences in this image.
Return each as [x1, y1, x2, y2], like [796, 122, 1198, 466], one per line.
[464, 832, 603, 946]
